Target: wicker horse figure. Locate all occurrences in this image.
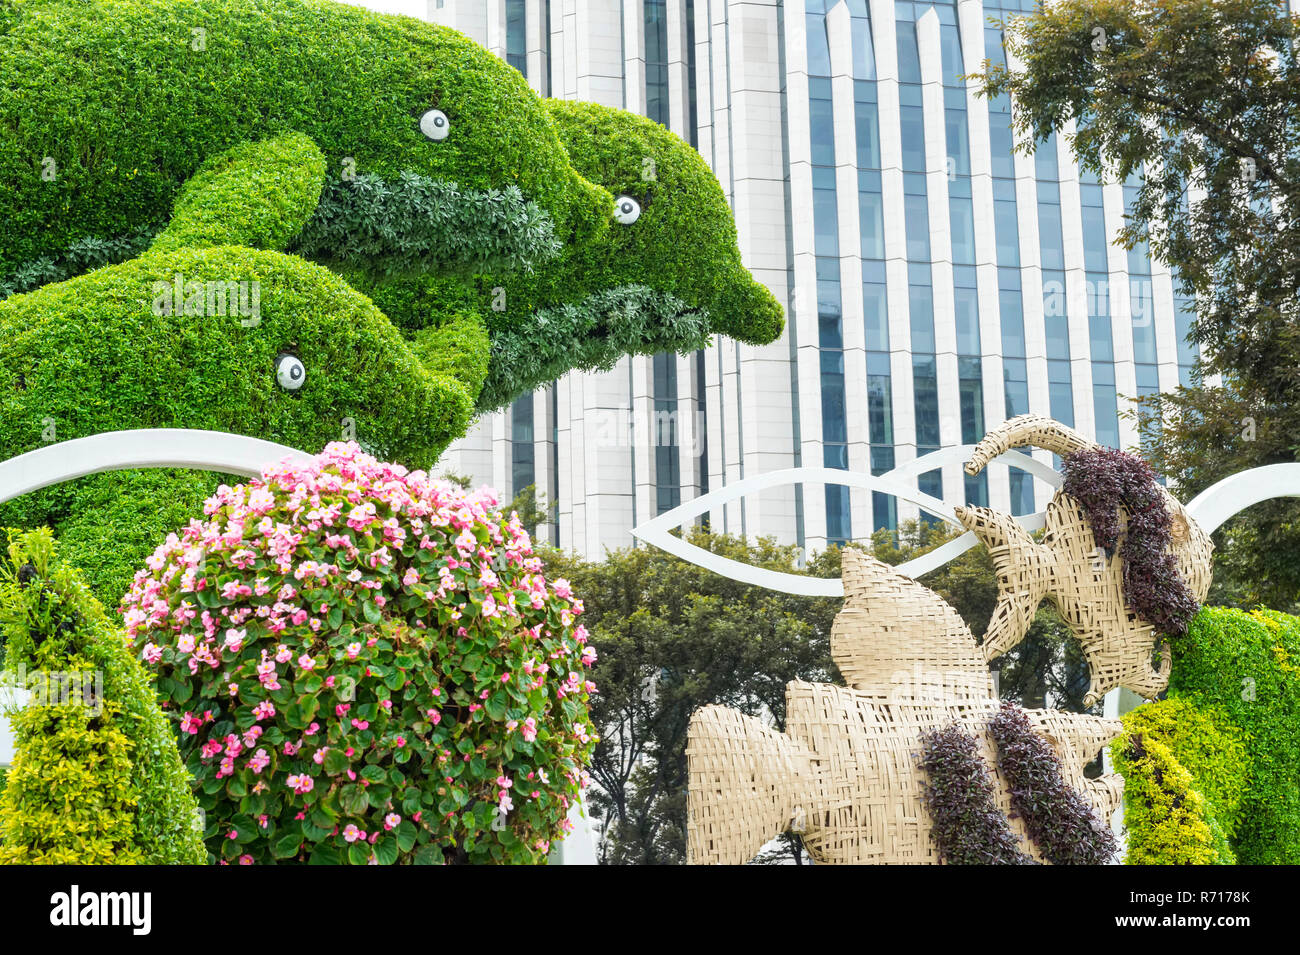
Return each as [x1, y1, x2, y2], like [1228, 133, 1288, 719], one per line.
[955, 415, 1214, 706]
[685, 549, 1123, 865]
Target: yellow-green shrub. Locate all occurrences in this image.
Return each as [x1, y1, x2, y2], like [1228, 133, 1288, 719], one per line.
[1119, 697, 1248, 842]
[0, 528, 204, 864]
[1111, 730, 1234, 865]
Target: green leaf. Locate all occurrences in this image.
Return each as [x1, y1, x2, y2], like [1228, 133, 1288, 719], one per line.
[373, 835, 399, 865]
[272, 833, 302, 859]
[347, 841, 371, 865]
[309, 843, 342, 865]
[396, 820, 418, 852]
[324, 748, 351, 775]
[413, 845, 443, 865]
[339, 785, 369, 816]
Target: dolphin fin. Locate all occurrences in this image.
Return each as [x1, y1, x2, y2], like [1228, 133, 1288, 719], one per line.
[686, 705, 816, 865]
[955, 505, 1056, 662]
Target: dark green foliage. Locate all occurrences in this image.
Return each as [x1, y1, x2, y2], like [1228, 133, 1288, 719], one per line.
[918, 723, 1035, 865]
[476, 285, 710, 411]
[0, 223, 159, 300]
[988, 702, 1118, 865]
[151, 133, 327, 252]
[296, 174, 561, 276]
[0, 528, 204, 863]
[1168, 606, 1300, 864]
[1061, 447, 1198, 637]
[0, 0, 611, 277]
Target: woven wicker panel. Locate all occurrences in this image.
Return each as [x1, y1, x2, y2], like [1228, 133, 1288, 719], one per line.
[685, 549, 1124, 865]
[833, 547, 995, 701]
[956, 417, 1214, 706]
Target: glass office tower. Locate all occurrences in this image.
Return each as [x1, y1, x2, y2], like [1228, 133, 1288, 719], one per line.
[387, 0, 1194, 559]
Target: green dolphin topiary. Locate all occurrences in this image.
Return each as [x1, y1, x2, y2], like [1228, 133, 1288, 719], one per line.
[0, 133, 491, 603]
[0, 0, 610, 284]
[347, 100, 787, 411]
[0, 527, 206, 864]
[0, 0, 785, 606]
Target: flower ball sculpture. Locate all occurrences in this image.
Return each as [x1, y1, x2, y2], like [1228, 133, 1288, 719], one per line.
[121, 443, 597, 864]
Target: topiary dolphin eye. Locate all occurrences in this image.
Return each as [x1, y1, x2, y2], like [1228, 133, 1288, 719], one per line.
[419, 109, 450, 141]
[613, 195, 641, 225]
[275, 353, 306, 391]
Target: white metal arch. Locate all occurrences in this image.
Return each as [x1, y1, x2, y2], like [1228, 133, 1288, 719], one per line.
[0, 429, 313, 506]
[1185, 463, 1300, 534]
[631, 448, 1056, 597]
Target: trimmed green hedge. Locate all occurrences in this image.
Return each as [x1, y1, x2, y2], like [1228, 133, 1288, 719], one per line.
[0, 0, 611, 277]
[344, 100, 786, 412]
[1166, 606, 1300, 864]
[150, 133, 326, 253]
[0, 528, 204, 864]
[0, 244, 482, 603]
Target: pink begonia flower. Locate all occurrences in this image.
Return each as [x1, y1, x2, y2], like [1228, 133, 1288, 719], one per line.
[521, 717, 538, 743]
[313, 747, 329, 765]
[498, 793, 514, 814]
[275, 644, 293, 663]
[177, 633, 195, 654]
[306, 722, 320, 736]
[351, 719, 369, 730]
[180, 712, 203, 735]
[394, 736, 407, 748]
[384, 813, 401, 830]
[343, 824, 364, 843]
[336, 703, 351, 717]
[426, 709, 441, 725]
[248, 749, 270, 774]
[142, 643, 163, 664]
[258, 814, 270, 828]
[297, 654, 316, 670]
[253, 700, 276, 720]
[224, 628, 246, 651]
[239, 855, 254, 865]
[286, 774, 314, 794]
[346, 642, 362, 659]
[551, 578, 573, 599]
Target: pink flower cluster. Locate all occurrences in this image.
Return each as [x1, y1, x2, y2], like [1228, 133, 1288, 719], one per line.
[124, 442, 597, 865]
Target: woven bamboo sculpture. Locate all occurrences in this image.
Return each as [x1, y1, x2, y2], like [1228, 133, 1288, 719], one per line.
[956, 414, 1213, 706]
[685, 548, 1124, 865]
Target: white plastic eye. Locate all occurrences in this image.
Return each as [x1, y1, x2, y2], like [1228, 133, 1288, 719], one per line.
[614, 195, 642, 225]
[275, 354, 306, 391]
[420, 109, 450, 141]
